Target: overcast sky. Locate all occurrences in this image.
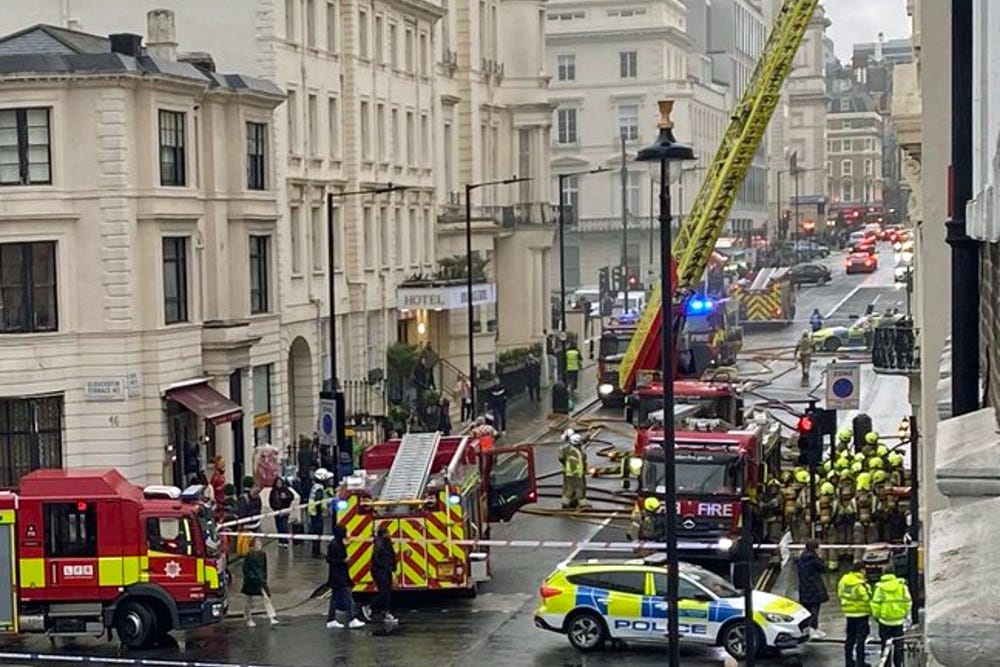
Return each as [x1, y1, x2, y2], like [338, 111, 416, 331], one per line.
[823, 0, 911, 62]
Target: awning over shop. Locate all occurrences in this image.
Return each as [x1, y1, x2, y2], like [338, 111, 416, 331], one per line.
[165, 382, 242, 426]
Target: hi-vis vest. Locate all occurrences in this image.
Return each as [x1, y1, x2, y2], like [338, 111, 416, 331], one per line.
[560, 444, 585, 478]
[837, 571, 872, 618]
[565, 349, 581, 372]
[871, 574, 912, 626]
[308, 483, 326, 517]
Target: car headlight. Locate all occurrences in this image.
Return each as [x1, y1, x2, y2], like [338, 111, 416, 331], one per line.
[628, 457, 643, 475]
[598, 383, 614, 396]
[716, 537, 734, 551]
[763, 612, 794, 624]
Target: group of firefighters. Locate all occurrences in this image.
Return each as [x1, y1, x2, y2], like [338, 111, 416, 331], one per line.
[764, 428, 910, 569]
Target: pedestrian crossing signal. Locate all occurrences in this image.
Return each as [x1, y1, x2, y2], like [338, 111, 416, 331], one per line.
[797, 410, 822, 465]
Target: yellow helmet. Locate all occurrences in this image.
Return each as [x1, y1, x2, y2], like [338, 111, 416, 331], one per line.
[837, 429, 853, 443]
[865, 432, 880, 445]
[780, 470, 793, 482]
[850, 461, 864, 474]
[888, 452, 904, 468]
[820, 482, 835, 495]
[835, 456, 850, 470]
[794, 469, 810, 484]
[872, 470, 888, 484]
[867, 457, 884, 470]
[644, 497, 661, 512]
[876, 444, 889, 457]
[853, 452, 866, 463]
[822, 460, 832, 473]
[856, 472, 872, 491]
[826, 470, 839, 481]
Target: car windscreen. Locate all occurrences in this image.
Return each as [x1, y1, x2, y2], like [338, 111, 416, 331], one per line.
[641, 457, 742, 495]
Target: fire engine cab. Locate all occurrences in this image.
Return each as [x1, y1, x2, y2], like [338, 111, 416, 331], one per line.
[335, 432, 535, 596]
[0, 469, 226, 649]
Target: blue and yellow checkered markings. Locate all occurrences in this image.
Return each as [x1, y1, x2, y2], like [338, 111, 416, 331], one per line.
[574, 586, 608, 614]
[641, 597, 666, 619]
[708, 600, 741, 623]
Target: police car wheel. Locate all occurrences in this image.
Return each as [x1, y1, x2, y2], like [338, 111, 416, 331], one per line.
[720, 620, 764, 660]
[823, 336, 841, 352]
[116, 601, 156, 650]
[566, 611, 607, 651]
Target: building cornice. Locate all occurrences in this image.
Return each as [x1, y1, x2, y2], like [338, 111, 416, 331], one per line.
[547, 25, 691, 48]
[389, 0, 447, 21]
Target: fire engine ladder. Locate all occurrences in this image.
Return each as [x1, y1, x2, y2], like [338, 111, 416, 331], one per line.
[617, 0, 819, 393]
[749, 267, 788, 291]
[378, 431, 442, 501]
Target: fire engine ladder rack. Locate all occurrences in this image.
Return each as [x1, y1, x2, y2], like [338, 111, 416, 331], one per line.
[749, 267, 788, 291]
[378, 431, 442, 502]
[617, 0, 819, 392]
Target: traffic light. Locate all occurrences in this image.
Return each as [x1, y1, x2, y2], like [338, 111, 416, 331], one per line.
[611, 265, 623, 291]
[627, 270, 639, 289]
[598, 266, 610, 297]
[797, 409, 823, 466]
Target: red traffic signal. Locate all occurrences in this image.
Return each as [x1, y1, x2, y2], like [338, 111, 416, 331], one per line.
[797, 415, 814, 432]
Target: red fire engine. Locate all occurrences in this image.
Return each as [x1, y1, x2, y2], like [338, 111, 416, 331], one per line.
[625, 420, 781, 562]
[596, 321, 637, 407]
[628, 375, 746, 437]
[0, 469, 226, 649]
[335, 432, 536, 596]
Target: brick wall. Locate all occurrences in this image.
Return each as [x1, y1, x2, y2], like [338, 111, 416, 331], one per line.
[981, 242, 1000, 419]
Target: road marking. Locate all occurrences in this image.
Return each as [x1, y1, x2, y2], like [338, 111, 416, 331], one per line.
[825, 284, 861, 319]
[0, 653, 282, 667]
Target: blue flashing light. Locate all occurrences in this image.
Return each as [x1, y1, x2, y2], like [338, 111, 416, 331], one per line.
[335, 499, 349, 512]
[687, 297, 714, 315]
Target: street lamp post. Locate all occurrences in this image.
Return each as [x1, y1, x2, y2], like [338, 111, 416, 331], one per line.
[636, 100, 695, 667]
[326, 183, 407, 479]
[557, 167, 609, 332]
[464, 176, 531, 412]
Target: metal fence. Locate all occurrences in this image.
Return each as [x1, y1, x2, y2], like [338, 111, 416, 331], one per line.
[872, 320, 920, 374]
[877, 633, 927, 667]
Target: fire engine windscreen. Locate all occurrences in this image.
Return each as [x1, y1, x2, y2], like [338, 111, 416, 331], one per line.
[197, 505, 222, 556]
[636, 394, 732, 425]
[640, 456, 742, 495]
[599, 334, 631, 359]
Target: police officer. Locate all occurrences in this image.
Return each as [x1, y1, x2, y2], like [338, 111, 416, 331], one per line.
[308, 468, 333, 558]
[565, 344, 581, 391]
[837, 561, 873, 667]
[871, 565, 912, 667]
[559, 434, 588, 509]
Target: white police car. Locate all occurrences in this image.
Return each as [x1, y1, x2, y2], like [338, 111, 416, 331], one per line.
[534, 557, 811, 659]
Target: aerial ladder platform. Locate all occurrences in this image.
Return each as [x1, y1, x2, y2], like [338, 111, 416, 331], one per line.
[618, 0, 820, 393]
[378, 431, 441, 501]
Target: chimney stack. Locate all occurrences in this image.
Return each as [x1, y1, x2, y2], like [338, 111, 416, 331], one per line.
[874, 31, 884, 62]
[146, 9, 177, 61]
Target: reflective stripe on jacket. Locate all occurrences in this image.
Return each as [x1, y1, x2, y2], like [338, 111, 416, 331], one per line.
[871, 574, 911, 626]
[559, 444, 585, 478]
[307, 483, 325, 517]
[837, 571, 872, 618]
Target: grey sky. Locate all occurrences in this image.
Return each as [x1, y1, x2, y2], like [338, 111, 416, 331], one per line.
[823, 0, 911, 62]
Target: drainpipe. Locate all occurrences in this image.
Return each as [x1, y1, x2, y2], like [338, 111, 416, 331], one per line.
[946, 0, 980, 417]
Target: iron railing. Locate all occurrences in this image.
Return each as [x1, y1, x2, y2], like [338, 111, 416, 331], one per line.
[872, 320, 920, 375]
[877, 632, 927, 667]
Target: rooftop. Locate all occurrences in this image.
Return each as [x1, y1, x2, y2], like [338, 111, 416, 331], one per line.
[0, 24, 281, 97]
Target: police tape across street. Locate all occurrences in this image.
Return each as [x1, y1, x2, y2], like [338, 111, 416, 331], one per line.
[220, 529, 917, 552]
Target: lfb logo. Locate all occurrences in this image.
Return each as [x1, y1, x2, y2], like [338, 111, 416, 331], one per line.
[62, 564, 94, 578]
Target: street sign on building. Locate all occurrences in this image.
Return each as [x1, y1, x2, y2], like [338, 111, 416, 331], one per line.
[319, 395, 337, 448]
[826, 362, 861, 410]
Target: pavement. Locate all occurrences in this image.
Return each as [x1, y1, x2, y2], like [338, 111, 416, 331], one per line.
[4, 247, 912, 667]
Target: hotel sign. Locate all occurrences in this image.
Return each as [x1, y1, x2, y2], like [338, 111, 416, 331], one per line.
[398, 283, 496, 310]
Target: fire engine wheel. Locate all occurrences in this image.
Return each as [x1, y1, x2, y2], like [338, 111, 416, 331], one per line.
[720, 620, 764, 660]
[565, 610, 608, 652]
[116, 600, 157, 650]
[822, 336, 841, 352]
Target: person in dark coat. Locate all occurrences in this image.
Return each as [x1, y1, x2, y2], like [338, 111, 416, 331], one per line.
[489, 383, 508, 432]
[364, 527, 398, 624]
[268, 477, 294, 547]
[325, 525, 364, 629]
[526, 353, 542, 402]
[796, 539, 829, 638]
[241, 539, 278, 627]
[437, 396, 452, 435]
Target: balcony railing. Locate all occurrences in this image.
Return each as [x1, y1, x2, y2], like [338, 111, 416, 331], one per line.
[872, 320, 920, 375]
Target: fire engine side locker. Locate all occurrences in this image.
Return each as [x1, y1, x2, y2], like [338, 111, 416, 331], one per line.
[0, 497, 16, 633]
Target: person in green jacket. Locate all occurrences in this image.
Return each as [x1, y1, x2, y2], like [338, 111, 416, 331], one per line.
[871, 566, 912, 667]
[837, 561, 872, 667]
[242, 538, 279, 627]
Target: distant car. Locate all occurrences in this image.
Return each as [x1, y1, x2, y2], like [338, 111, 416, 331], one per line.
[812, 315, 882, 351]
[792, 240, 830, 260]
[846, 251, 878, 274]
[534, 557, 811, 659]
[787, 263, 832, 285]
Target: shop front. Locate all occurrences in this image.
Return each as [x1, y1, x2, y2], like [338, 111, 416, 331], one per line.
[162, 379, 243, 487]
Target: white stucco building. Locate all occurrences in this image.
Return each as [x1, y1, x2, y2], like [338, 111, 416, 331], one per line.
[0, 20, 283, 486]
[545, 0, 732, 293]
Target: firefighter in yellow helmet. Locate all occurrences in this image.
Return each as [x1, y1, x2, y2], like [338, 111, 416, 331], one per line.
[837, 429, 853, 455]
[762, 477, 783, 541]
[794, 329, 813, 383]
[785, 468, 810, 540]
[872, 470, 891, 541]
[817, 481, 839, 569]
[853, 472, 879, 556]
[558, 433, 588, 509]
[861, 431, 880, 458]
[833, 470, 857, 566]
[887, 451, 906, 487]
[795, 470, 817, 539]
